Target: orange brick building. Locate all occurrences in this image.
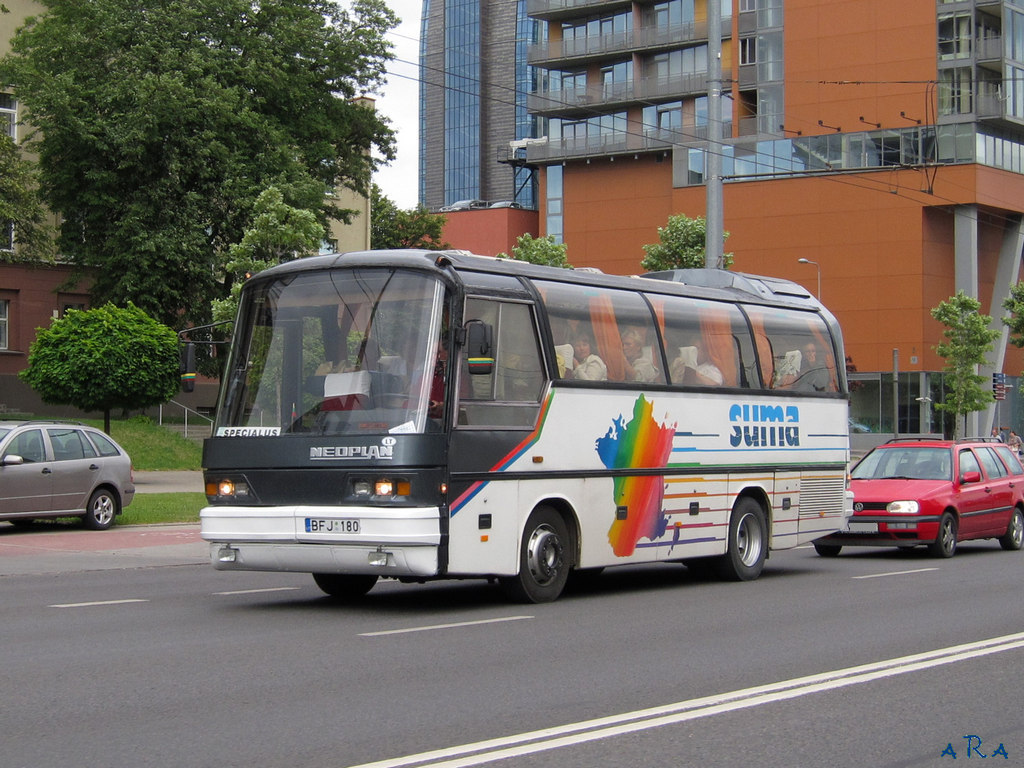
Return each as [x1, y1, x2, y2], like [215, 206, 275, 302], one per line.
[515, 0, 1024, 438]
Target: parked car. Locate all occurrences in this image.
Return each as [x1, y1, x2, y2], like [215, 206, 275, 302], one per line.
[0, 420, 135, 529]
[438, 199, 487, 212]
[815, 437, 1024, 558]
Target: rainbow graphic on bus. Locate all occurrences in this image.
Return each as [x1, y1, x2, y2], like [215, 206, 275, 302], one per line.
[598, 395, 676, 556]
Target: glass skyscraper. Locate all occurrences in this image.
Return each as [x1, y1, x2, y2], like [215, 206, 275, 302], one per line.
[419, 0, 537, 210]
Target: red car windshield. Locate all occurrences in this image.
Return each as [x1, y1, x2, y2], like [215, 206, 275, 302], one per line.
[852, 446, 951, 481]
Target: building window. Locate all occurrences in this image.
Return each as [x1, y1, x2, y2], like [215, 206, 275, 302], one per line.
[0, 94, 15, 141]
[0, 299, 8, 350]
[545, 165, 563, 244]
[740, 37, 757, 66]
[0, 221, 12, 252]
[939, 67, 974, 115]
[938, 13, 972, 60]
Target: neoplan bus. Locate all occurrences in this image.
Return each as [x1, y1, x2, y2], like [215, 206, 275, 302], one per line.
[197, 249, 852, 603]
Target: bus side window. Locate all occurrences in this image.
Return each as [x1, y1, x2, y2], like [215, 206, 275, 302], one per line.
[458, 299, 544, 428]
[744, 306, 839, 393]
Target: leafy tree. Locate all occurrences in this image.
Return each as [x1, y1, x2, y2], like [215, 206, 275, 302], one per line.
[931, 291, 1000, 438]
[370, 184, 448, 250]
[20, 303, 179, 434]
[640, 214, 733, 272]
[211, 186, 325, 325]
[498, 233, 571, 268]
[0, 0, 397, 327]
[1001, 282, 1024, 389]
[0, 134, 54, 261]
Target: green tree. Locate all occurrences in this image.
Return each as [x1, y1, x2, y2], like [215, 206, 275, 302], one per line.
[931, 291, 1000, 438]
[0, 0, 397, 327]
[211, 186, 325, 325]
[20, 303, 179, 434]
[370, 184, 449, 250]
[0, 134, 54, 261]
[498, 233, 571, 268]
[640, 214, 733, 272]
[1001, 282, 1024, 389]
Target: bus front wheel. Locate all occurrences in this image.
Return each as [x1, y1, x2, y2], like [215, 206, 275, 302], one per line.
[714, 498, 767, 581]
[500, 506, 571, 604]
[313, 573, 378, 601]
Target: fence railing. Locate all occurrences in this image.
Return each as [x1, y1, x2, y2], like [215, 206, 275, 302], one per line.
[158, 399, 214, 440]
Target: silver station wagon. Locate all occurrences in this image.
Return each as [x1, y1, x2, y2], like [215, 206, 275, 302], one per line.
[0, 421, 135, 529]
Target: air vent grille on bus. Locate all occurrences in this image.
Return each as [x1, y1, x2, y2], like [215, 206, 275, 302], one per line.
[799, 476, 847, 515]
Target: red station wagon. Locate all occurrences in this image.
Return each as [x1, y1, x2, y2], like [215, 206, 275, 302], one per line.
[815, 438, 1024, 558]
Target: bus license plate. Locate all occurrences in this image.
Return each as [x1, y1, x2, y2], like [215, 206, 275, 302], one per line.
[305, 518, 360, 534]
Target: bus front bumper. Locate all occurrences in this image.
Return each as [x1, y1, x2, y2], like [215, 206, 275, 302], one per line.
[200, 504, 442, 578]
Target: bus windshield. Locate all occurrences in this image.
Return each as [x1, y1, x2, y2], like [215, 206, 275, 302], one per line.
[215, 267, 447, 436]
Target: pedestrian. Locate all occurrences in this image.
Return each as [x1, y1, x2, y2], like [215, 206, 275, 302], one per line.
[1009, 430, 1023, 456]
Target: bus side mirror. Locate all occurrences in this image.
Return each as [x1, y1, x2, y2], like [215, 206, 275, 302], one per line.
[180, 342, 196, 392]
[465, 321, 494, 375]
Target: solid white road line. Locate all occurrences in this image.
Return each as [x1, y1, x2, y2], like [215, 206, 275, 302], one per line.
[213, 587, 302, 595]
[49, 598, 149, 608]
[853, 567, 939, 580]
[346, 631, 1024, 768]
[359, 616, 534, 637]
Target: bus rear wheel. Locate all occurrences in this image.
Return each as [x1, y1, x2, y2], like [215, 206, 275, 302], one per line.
[714, 498, 767, 581]
[313, 573, 378, 601]
[500, 506, 571, 604]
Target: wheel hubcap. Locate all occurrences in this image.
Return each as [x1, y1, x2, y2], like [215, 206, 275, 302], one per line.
[941, 520, 955, 552]
[737, 512, 763, 566]
[526, 525, 563, 586]
[93, 496, 114, 526]
[1012, 514, 1023, 546]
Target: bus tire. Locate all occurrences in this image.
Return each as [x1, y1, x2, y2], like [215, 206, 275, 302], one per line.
[313, 573, 378, 600]
[500, 506, 571, 604]
[714, 498, 767, 581]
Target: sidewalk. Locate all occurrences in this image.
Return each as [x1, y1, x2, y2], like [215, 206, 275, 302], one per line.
[0, 471, 210, 576]
[0, 523, 208, 576]
[133, 470, 204, 494]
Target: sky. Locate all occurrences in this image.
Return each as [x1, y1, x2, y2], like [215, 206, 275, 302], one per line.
[372, 0, 423, 210]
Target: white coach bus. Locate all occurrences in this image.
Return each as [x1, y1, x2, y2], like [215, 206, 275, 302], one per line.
[197, 249, 852, 602]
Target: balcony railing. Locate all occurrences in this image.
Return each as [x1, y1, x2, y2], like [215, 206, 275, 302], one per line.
[528, 72, 713, 115]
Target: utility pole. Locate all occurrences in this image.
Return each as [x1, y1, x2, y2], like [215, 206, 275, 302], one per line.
[705, 0, 724, 269]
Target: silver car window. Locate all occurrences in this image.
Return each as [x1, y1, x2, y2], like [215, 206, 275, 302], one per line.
[47, 428, 98, 461]
[4, 429, 45, 463]
[87, 431, 121, 457]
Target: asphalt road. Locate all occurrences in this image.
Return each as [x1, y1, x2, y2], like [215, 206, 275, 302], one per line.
[2, 539, 1023, 768]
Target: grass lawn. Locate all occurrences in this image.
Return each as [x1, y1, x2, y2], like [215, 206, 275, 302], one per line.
[83, 417, 203, 471]
[121, 492, 206, 526]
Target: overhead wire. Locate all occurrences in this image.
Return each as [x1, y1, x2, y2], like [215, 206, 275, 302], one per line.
[378, 23, 1024, 222]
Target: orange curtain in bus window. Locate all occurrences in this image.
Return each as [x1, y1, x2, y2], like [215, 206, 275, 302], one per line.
[810, 321, 839, 391]
[589, 293, 625, 381]
[746, 310, 775, 388]
[700, 308, 738, 386]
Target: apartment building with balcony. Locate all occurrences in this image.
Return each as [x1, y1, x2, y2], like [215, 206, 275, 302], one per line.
[517, 0, 1024, 437]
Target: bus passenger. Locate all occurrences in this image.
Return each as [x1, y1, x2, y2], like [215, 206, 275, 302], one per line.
[796, 342, 831, 392]
[670, 338, 723, 386]
[572, 335, 607, 381]
[621, 329, 658, 383]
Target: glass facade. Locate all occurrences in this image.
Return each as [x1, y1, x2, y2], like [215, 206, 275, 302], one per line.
[677, 123, 988, 185]
[443, 0, 481, 203]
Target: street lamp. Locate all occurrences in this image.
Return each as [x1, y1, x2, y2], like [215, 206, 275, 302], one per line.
[797, 258, 821, 300]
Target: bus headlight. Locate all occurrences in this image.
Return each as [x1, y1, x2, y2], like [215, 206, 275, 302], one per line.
[374, 479, 410, 497]
[207, 479, 250, 500]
